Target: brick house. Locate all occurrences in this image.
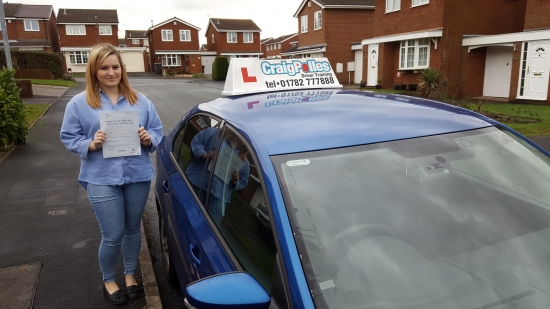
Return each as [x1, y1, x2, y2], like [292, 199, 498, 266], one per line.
[204, 18, 262, 58]
[260, 37, 273, 58]
[361, 0, 528, 93]
[461, 0, 550, 103]
[264, 33, 298, 59]
[57, 8, 147, 73]
[146, 17, 202, 74]
[125, 30, 148, 48]
[286, 0, 375, 84]
[0, 3, 60, 52]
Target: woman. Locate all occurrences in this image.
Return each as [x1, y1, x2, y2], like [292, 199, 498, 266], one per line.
[60, 43, 163, 305]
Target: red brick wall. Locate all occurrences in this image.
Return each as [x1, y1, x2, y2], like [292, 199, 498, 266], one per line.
[212, 32, 261, 55]
[372, 0, 444, 37]
[205, 25, 219, 53]
[524, 0, 550, 30]
[47, 13, 60, 52]
[59, 24, 119, 47]
[325, 9, 374, 83]
[126, 38, 146, 47]
[264, 39, 295, 58]
[1, 18, 52, 50]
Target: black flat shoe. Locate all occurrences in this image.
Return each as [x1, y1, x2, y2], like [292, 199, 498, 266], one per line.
[103, 285, 128, 305]
[126, 285, 143, 300]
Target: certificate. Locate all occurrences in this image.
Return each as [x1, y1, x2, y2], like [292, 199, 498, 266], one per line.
[210, 145, 245, 184]
[99, 111, 141, 158]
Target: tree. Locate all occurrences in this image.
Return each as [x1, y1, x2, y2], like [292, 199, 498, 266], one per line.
[0, 67, 27, 149]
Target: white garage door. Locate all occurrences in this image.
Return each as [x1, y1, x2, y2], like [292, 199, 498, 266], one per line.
[483, 46, 513, 98]
[202, 56, 216, 75]
[121, 52, 145, 73]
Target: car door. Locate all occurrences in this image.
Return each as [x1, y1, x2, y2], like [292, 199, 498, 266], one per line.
[203, 125, 291, 308]
[164, 113, 234, 285]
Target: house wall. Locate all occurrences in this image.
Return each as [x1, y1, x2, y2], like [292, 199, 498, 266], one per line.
[207, 30, 261, 55]
[205, 26, 219, 54]
[126, 38, 147, 47]
[264, 38, 295, 58]
[58, 24, 119, 47]
[524, 0, 550, 30]
[325, 9, 374, 83]
[297, 1, 326, 48]
[372, 0, 444, 37]
[0, 19, 54, 51]
[47, 12, 60, 52]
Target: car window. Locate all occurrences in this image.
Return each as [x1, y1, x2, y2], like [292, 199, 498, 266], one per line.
[206, 128, 277, 292]
[173, 114, 221, 203]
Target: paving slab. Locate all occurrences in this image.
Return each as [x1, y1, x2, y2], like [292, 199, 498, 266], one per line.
[0, 262, 41, 309]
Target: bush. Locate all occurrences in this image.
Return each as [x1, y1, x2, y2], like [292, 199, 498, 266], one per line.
[0, 67, 28, 148]
[417, 68, 440, 97]
[0, 50, 64, 79]
[212, 57, 229, 81]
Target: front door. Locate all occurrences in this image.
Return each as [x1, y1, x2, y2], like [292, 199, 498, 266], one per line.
[521, 41, 550, 100]
[367, 44, 379, 86]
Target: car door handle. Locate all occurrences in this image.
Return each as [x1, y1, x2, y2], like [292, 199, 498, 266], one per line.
[190, 243, 201, 267]
[162, 181, 169, 193]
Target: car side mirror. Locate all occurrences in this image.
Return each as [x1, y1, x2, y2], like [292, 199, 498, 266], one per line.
[185, 272, 270, 309]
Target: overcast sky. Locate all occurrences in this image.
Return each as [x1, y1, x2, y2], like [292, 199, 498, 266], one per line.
[11, 0, 300, 44]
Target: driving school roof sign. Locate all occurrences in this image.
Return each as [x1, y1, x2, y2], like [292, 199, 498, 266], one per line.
[222, 58, 342, 96]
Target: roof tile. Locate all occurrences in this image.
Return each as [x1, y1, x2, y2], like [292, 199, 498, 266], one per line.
[57, 9, 118, 24]
[210, 18, 261, 32]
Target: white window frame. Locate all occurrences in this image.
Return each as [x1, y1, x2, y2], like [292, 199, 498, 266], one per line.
[412, 0, 429, 7]
[161, 54, 181, 66]
[386, 0, 401, 12]
[99, 25, 112, 36]
[69, 51, 89, 65]
[244, 32, 253, 43]
[301, 15, 308, 33]
[399, 38, 430, 70]
[162, 30, 173, 41]
[278, 43, 281, 49]
[132, 39, 140, 44]
[143, 39, 149, 46]
[212, 33, 214, 43]
[179, 30, 191, 41]
[66, 25, 86, 35]
[267, 45, 270, 51]
[314, 11, 322, 30]
[24, 19, 39, 31]
[227, 32, 237, 43]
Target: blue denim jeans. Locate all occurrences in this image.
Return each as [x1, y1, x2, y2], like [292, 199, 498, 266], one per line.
[87, 181, 151, 283]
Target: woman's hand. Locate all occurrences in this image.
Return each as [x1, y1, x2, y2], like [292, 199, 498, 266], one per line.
[138, 127, 152, 147]
[89, 130, 106, 151]
[231, 171, 240, 184]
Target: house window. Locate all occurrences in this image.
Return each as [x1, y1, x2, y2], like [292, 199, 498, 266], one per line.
[314, 10, 322, 30]
[386, 0, 401, 12]
[180, 30, 191, 41]
[99, 25, 112, 35]
[212, 33, 214, 43]
[143, 39, 148, 46]
[399, 38, 430, 69]
[66, 25, 86, 35]
[24, 20, 39, 31]
[132, 39, 140, 44]
[244, 32, 253, 43]
[161, 54, 181, 66]
[278, 43, 281, 49]
[162, 30, 173, 41]
[301, 15, 308, 33]
[412, 0, 429, 6]
[69, 51, 89, 65]
[227, 32, 237, 43]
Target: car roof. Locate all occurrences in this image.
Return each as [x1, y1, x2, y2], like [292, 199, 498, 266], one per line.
[198, 89, 496, 156]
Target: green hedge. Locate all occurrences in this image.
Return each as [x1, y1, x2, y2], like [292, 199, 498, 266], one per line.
[0, 50, 64, 79]
[212, 56, 229, 81]
[0, 67, 27, 148]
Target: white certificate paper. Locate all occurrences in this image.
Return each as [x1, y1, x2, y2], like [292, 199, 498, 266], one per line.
[99, 111, 141, 158]
[210, 146, 245, 184]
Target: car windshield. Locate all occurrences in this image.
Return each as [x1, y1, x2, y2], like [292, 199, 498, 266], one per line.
[272, 127, 550, 309]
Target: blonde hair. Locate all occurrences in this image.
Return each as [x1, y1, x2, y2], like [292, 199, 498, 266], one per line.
[85, 43, 138, 108]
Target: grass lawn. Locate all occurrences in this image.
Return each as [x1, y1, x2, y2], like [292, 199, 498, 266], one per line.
[25, 104, 50, 127]
[362, 88, 550, 137]
[17, 79, 77, 87]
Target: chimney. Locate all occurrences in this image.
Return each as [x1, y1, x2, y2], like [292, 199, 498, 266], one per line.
[63, 8, 66, 14]
[151, 20, 153, 27]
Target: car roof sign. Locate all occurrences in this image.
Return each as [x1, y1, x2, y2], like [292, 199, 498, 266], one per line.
[222, 58, 342, 96]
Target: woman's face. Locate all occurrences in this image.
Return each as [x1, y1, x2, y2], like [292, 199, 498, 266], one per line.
[96, 54, 121, 90]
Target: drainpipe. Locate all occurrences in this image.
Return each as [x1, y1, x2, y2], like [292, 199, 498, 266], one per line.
[0, 2, 13, 69]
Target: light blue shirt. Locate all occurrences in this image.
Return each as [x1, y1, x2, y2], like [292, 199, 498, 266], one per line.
[60, 90, 163, 189]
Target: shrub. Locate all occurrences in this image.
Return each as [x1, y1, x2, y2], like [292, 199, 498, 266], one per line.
[0, 67, 28, 148]
[0, 50, 64, 79]
[212, 57, 229, 81]
[417, 68, 440, 97]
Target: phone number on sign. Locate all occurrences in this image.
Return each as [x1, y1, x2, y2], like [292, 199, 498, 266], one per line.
[278, 77, 336, 87]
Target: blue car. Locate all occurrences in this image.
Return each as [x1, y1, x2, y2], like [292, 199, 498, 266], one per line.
[155, 60, 550, 309]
